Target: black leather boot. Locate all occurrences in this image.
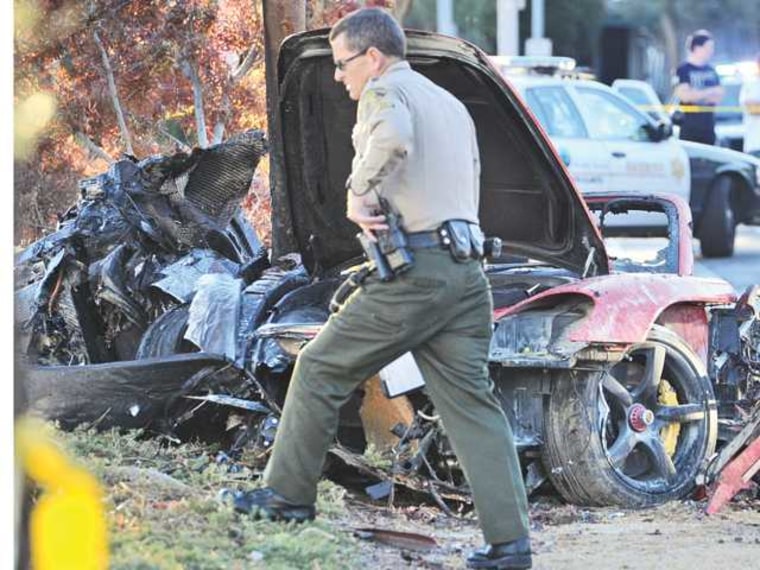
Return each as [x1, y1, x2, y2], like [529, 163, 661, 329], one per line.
[233, 487, 316, 523]
[466, 536, 532, 569]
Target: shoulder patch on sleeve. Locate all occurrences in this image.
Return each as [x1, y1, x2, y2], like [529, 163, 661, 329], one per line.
[362, 87, 395, 113]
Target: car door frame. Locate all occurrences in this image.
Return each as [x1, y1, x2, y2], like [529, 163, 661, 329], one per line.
[568, 82, 691, 201]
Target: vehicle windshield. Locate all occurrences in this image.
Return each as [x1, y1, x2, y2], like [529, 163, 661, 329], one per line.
[615, 86, 666, 122]
[616, 86, 650, 107]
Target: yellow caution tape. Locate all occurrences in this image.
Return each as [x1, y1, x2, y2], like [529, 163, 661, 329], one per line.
[637, 104, 745, 113]
[16, 417, 109, 570]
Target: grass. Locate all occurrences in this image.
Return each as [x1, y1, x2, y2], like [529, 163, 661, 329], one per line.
[47, 424, 363, 569]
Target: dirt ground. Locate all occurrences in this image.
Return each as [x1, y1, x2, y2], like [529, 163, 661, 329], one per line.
[338, 493, 760, 569]
[52, 425, 759, 569]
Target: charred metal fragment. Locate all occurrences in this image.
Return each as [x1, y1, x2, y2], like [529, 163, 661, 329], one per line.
[16, 130, 268, 368]
[328, 445, 472, 509]
[22, 353, 231, 430]
[488, 299, 590, 367]
[91, 244, 149, 329]
[151, 249, 240, 303]
[185, 273, 243, 359]
[353, 528, 438, 552]
[710, 285, 760, 433]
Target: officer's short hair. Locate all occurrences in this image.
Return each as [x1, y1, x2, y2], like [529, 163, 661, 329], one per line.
[687, 29, 713, 52]
[329, 8, 406, 59]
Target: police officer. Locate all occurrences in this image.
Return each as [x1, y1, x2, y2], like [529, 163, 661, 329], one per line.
[236, 8, 531, 569]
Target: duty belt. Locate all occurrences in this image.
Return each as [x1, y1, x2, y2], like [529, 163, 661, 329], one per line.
[406, 230, 442, 249]
[408, 221, 498, 261]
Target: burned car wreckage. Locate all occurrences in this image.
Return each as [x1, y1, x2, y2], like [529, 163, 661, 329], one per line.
[16, 30, 760, 509]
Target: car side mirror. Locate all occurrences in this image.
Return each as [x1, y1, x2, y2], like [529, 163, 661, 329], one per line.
[659, 121, 673, 139]
[642, 121, 672, 143]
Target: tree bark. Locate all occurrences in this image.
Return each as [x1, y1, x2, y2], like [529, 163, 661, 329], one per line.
[73, 130, 114, 163]
[212, 93, 232, 145]
[231, 45, 260, 83]
[213, 45, 261, 143]
[263, 0, 306, 258]
[93, 30, 134, 156]
[182, 58, 209, 148]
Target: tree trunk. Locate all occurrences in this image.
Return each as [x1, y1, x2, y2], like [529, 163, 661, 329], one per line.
[213, 45, 261, 143]
[182, 58, 209, 148]
[231, 45, 260, 83]
[263, 0, 306, 258]
[93, 31, 134, 156]
[73, 130, 114, 163]
[212, 93, 232, 145]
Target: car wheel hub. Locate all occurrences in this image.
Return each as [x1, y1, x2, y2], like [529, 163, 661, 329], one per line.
[628, 403, 654, 432]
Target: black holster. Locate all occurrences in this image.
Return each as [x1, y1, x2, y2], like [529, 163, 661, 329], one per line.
[329, 264, 372, 313]
[357, 197, 414, 281]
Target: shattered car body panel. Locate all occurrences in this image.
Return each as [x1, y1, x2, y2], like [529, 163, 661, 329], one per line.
[15, 130, 268, 366]
[493, 273, 735, 347]
[15, 131, 272, 434]
[21, 353, 235, 431]
[489, 193, 734, 365]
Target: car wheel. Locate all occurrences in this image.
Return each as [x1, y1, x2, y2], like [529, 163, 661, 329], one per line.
[699, 176, 736, 258]
[136, 305, 199, 358]
[542, 325, 717, 507]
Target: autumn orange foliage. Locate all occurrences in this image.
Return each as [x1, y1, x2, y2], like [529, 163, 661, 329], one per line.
[14, 0, 392, 246]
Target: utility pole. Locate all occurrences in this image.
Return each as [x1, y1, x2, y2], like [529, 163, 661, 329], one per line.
[435, 0, 458, 37]
[525, 0, 552, 56]
[496, 0, 526, 56]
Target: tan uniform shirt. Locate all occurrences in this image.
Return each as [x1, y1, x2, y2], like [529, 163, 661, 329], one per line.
[348, 61, 481, 232]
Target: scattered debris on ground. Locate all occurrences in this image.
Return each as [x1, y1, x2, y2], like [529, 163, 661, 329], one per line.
[36, 423, 760, 569]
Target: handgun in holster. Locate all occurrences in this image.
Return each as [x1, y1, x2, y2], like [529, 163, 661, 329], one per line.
[357, 197, 414, 281]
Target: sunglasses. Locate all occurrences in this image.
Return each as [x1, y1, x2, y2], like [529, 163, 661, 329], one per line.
[334, 47, 369, 71]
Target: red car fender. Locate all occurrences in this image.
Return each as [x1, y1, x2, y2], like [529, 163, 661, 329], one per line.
[493, 273, 736, 349]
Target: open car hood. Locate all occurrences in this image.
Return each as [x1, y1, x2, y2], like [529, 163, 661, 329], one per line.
[270, 29, 608, 277]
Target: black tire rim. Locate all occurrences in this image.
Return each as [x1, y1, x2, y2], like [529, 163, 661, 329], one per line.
[598, 340, 712, 494]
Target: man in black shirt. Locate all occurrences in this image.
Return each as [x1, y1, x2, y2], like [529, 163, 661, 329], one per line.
[674, 29, 724, 145]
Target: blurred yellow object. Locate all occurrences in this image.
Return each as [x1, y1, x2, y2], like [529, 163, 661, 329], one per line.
[15, 417, 108, 570]
[658, 380, 681, 458]
[14, 92, 57, 160]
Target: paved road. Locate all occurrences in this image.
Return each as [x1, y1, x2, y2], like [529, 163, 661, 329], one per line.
[693, 225, 760, 292]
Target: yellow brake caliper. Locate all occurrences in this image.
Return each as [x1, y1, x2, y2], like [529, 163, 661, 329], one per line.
[658, 380, 680, 457]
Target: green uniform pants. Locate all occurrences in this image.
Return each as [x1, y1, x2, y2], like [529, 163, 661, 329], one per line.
[263, 249, 530, 543]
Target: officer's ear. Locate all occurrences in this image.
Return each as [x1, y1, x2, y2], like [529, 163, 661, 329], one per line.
[366, 46, 388, 71]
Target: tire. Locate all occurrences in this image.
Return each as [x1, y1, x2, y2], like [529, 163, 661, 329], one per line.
[542, 325, 717, 507]
[699, 176, 736, 258]
[136, 305, 198, 359]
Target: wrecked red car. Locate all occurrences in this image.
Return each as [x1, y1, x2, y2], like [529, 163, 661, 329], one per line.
[16, 30, 759, 509]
